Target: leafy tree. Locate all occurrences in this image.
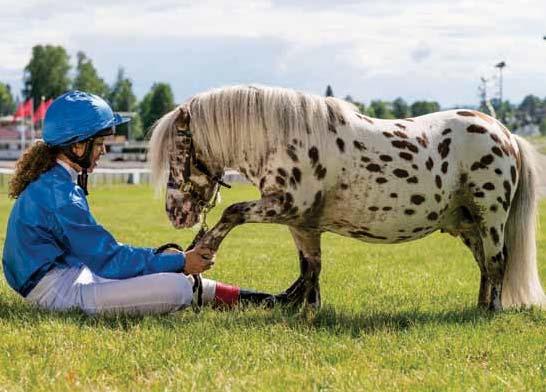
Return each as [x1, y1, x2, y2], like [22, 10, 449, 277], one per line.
[518, 94, 543, 123]
[0, 83, 16, 116]
[325, 85, 334, 97]
[392, 97, 410, 119]
[369, 100, 394, 119]
[139, 83, 175, 133]
[108, 68, 140, 139]
[410, 101, 440, 117]
[73, 51, 109, 97]
[23, 45, 71, 106]
[539, 117, 546, 136]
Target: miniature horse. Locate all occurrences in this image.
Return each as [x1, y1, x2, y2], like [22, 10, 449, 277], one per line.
[149, 85, 545, 311]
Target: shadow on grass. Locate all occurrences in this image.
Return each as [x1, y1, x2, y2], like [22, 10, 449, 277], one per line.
[1, 293, 518, 337]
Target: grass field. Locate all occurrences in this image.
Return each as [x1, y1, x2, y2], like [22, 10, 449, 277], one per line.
[0, 184, 545, 391]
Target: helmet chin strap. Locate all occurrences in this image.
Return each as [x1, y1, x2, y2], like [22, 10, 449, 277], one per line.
[61, 138, 95, 195]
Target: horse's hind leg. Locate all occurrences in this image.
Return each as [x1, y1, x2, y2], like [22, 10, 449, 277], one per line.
[460, 230, 490, 307]
[466, 196, 509, 311]
[276, 227, 322, 310]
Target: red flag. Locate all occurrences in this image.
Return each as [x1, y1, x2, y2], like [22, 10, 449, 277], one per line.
[13, 100, 32, 121]
[34, 98, 53, 123]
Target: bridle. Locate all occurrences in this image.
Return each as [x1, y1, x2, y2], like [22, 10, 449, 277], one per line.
[167, 128, 231, 230]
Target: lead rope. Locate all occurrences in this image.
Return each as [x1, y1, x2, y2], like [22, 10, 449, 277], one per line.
[157, 182, 221, 311]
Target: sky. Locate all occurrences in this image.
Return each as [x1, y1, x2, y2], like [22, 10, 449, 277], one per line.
[1, 0, 546, 108]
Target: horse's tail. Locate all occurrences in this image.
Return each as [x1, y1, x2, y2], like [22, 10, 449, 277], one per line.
[502, 135, 546, 308]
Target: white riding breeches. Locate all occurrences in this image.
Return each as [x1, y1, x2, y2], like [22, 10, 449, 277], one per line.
[26, 265, 195, 315]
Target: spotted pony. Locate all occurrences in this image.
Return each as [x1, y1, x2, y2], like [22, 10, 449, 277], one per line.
[150, 85, 546, 311]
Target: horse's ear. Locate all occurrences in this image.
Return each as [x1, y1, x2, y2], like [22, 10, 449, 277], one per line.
[175, 106, 191, 130]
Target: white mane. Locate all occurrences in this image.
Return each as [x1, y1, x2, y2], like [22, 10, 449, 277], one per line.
[149, 84, 356, 191]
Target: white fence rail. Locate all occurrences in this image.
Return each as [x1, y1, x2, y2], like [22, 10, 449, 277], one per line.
[0, 168, 247, 187]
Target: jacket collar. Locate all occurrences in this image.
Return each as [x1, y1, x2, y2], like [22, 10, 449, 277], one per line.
[56, 160, 79, 183]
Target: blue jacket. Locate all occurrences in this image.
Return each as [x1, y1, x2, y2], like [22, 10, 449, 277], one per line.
[2, 164, 185, 297]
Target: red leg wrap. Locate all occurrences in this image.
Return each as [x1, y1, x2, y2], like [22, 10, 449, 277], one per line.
[214, 282, 240, 305]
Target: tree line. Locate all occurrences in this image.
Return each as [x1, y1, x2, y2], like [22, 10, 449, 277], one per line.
[327, 85, 546, 136]
[0, 45, 175, 140]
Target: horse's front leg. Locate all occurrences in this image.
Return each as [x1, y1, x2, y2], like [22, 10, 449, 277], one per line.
[197, 192, 292, 252]
[275, 227, 322, 311]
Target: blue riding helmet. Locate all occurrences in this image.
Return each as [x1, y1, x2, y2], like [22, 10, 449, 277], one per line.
[43, 90, 130, 147]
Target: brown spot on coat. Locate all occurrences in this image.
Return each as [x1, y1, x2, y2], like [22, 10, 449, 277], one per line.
[379, 154, 393, 162]
[366, 163, 381, 172]
[438, 138, 452, 159]
[286, 147, 299, 162]
[420, 133, 429, 148]
[407, 176, 418, 184]
[399, 152, 413, 161]
[490, 227, 500, 245]
[395, 123, 406, 129]
[426, 157, 434, 171]
[490, 133, 501, 144]
[483, 182, 495, 190]
[410, 195, 425, 205]
[467, 124, 487, 134]
[442, 128, 452, 135]
[404, 209, 415, 215]
[314, 164, 327, 180]
[383, 131, 394, 138]
[441, 162, 449, 174]
[292, 167, 302, 183]
[336, 138, 345, 153]
[356, 112, 374, 124]
[376, 177, 388, 184]
[435, 175, 442, 189]
[393, 169, 409, 178]
[427, 212, 438, 221]
[392, 140, 419, 153]
[393, 130, 408, 139]
[308, 147, 319, 166]
[510, 166, 516, 184]
[457, 110, 476, 117]
[353, 141, 366, 151]
[491, 146, 503, 157]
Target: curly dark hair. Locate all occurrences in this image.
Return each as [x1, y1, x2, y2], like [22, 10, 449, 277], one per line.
[8, 141, 59, 199]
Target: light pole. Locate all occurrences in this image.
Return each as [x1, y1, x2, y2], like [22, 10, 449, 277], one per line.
[495, 61, 506, 103]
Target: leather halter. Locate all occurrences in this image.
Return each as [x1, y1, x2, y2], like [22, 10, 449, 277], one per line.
[170, 129, 231, 192]
[167, 128, 230, 228]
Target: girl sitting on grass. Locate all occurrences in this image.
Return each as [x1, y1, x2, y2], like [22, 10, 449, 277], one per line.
[2, 91, 273, 315]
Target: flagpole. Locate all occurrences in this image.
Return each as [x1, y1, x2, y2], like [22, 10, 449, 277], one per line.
[40, 96, 45, 135]
[30, 97, 35, 143]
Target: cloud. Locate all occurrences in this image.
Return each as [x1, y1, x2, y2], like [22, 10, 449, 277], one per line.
[1, 0, 545, 105]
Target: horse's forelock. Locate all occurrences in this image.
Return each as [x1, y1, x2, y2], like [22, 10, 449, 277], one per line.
[149, 107, 181, 193]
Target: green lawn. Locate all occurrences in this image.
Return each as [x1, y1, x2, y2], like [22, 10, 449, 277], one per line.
[1, 184, 545, 391]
